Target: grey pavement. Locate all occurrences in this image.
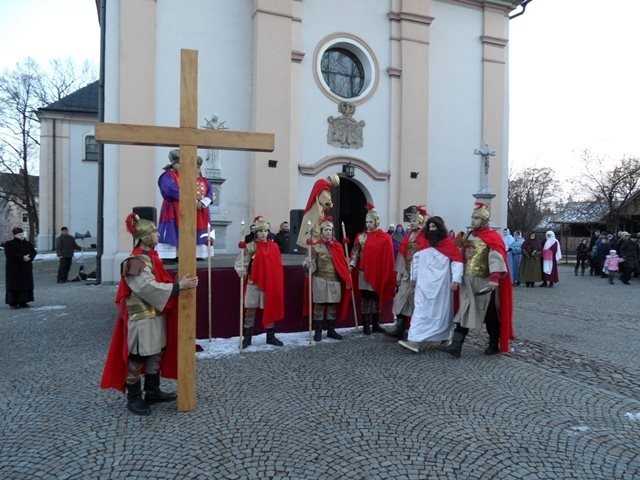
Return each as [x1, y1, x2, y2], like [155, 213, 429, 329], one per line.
[1, 255, 639, 479]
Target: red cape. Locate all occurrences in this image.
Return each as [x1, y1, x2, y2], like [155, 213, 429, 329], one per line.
[426, 236, 463, 263]
[473, 227, 514, 353]
[100, 248, 178, 392]
[398, 230, 429, 259]
[250, 240, 284, 327]
[304, 179, 331, 212]
[356, 229, 396, 308]
[303, 239, 353, 321]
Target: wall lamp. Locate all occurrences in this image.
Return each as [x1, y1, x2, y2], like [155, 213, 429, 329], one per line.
[410, 171, 419, 179]
[342, 162, 355, 178]
[268, 160, 278, 168]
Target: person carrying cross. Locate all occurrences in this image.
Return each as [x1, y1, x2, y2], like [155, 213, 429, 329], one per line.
[100, 213, 199, 415]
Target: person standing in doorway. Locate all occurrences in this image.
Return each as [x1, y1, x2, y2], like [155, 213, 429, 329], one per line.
[55, 227, 81, 283]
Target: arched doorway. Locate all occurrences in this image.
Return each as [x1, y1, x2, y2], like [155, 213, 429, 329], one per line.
[331, 175, 368, 249]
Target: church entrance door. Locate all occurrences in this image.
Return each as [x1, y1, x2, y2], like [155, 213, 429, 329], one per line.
[332, 176, 367, 249]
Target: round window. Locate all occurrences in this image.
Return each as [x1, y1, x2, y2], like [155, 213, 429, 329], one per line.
[321, 48, 365, 98]
[314, 35, 378, 104]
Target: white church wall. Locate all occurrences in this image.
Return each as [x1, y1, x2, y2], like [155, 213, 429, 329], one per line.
[153, 0, 255, 229]
[68, 122, 98, 244]
[102, 0, 123, 282]
[428, 1, 484, 232]
[297, 0, 391, 223]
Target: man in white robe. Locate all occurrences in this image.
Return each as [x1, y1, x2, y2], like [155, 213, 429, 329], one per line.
[398, 216, 463, 353]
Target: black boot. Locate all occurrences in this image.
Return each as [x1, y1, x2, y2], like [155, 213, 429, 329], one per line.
[242, 327, 253, 349]
[362, 316, 371, 335]
[144, 373, 177, 403]
[385, 316, 407, 339]
[326, 320, 343, 340]
[126, 381, 151, 415]
[371, 313, 386, 333]
[438, 328, 467, 358]
[313, 321, 323, 342]
[266, 328, 284, 346]
[484, 336, 500, 355]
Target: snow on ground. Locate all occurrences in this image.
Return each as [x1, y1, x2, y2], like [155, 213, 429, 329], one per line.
[625, 412, 640, 421]
[31, 252, 97, 262]
[30, 305, 67, 311]
[196, 327, 365, 359]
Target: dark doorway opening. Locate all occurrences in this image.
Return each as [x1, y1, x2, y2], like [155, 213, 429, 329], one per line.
[332, 176, 367, 249]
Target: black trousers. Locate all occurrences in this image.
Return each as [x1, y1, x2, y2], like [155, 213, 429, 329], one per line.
[485, 291, 500, 340]
[575, 258, 588, 274]
[57, 257, 72, 281]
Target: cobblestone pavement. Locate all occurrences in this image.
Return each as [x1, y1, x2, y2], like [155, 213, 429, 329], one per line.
[1, 257, 639, 479]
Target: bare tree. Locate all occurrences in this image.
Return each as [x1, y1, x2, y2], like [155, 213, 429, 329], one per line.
[574, 150, 640, 230]
[508, 167, 560, 234]
[0, 58, 96, 243]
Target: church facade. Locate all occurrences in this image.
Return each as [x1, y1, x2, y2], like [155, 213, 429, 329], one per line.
[98, 0, 522, 282]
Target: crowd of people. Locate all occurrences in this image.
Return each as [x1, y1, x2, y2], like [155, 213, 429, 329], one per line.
[502, 229, 562, 288]
[581, 230, 639, 285]
[78, 155, 631, 416]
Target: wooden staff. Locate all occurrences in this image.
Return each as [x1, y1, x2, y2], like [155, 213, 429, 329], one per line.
[342, 221, 359, 333]
[307, 220, 313, 345]
[206, 224, 214, 342]
[239, 220, 245, 351]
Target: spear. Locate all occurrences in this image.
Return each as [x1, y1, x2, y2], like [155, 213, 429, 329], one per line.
[239, 220, 245, 351]
[342, 221, 359, 333]
[200, 225, 215, 342]
[307, 220, 313, 345]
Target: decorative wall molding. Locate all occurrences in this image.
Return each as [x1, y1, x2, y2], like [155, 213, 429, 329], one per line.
[387, 12, 435, 25]
[480, 35, 509, 47]
[386, 67, 402, 78]
[299, 155, 389, 181]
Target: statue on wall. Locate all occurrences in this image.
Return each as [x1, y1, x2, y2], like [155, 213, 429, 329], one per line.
[201, 113, 228, 178]
[327, 102, 365, 149]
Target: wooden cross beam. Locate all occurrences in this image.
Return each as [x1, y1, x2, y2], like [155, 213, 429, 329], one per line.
[96, 49, 275, 411]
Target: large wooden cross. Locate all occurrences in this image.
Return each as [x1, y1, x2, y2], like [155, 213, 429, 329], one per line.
[95, 49, 274, 411]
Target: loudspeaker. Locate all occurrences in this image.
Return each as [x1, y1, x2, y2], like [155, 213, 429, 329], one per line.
[289, 209, 305, 254]
[133, 206, 157, 224]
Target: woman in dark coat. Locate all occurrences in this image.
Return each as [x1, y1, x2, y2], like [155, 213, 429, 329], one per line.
[519, 232, 542, 287]
[4, 227, 37, 308]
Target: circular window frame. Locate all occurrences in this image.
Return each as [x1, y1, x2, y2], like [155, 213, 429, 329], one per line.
[313, 33, 379, 105]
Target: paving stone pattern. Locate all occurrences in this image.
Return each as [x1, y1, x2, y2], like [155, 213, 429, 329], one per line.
[1, 258, 639, 479]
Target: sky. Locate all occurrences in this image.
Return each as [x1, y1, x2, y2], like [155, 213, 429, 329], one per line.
[508, 0, 640, 181]
[1, 0, 639, 185]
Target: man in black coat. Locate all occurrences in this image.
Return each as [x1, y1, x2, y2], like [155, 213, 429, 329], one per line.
[274, 221, 290, 254]
[4, 227, 36, 308]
